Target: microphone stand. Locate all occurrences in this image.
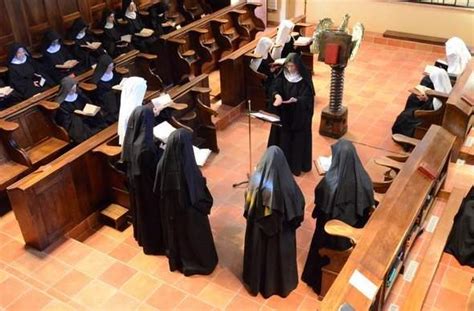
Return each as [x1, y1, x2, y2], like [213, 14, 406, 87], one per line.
[232, 99, 253, 188]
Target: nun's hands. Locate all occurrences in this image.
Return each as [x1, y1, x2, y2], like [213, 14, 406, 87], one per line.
[273, 94, 283, 107]
[281, 97, 297, 104]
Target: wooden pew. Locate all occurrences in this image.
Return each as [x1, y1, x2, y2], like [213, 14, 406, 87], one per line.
[218, 15, 310, 110]
[401, 187, 466, 311]
[459, 127, 474, 164]
[157, 1, 264, 85]
[320, 125, 456, 310]
[413, 89, 450, 139]
[442, 59, 474, 161]
[6, 74, 216, 250]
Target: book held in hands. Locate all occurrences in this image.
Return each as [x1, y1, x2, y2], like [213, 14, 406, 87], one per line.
[74, 104, 101, 117]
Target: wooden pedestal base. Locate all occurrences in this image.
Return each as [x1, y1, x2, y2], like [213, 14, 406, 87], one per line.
[319, 106, 348, 138]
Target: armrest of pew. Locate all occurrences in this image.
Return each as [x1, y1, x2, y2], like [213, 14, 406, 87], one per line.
[0, 66, 7, 75]
[211, 18, 229, 25]
[115, 66, 130, 75]
[170, 116, 193, 132]
[392, 133, 420, 147]
[246, 2, 262, 8]
[295, 22, 313, 28]
[0, 119, 19, 132]
[117, 18, 128, 26]
[374, 156, 404, 171]
[90, 28, 104, 36]
[37, 100, 59, 111]
[93, 144, 122, 158]
[79, 82, 97, 92]
[138, 10, 149, 16]
[425, 89, 449, 101]
[414, 108, 444, 120]
[31, 52, 43, 60]
[245, 52, 262, 59]
[190, 28, 208, 35]
[137, 53, 157, 61]
[63, 40, 75, 46]
[386, 153, 410, 162]
[196, 98, 218, 116]
[231, 9, 247, 15]
[167, 38, 187, 46]
[191, 86, 211, 94]
[325, 219, 363, 245]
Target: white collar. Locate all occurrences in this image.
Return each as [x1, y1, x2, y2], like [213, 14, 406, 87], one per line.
[47, 43, 61, 54]
[105, 22, 114, 29]
[64, 92, 78, 102]
[125, 10, 137, 20]
[284, 70, 302, 83]
[101, 71, 114, 82]
[11, 56, 27, 65]
[76, 31, 86, 40]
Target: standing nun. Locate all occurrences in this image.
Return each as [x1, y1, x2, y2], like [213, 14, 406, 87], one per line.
[243, 146, 305, 298]
[302, 139, 375, 295]
[118, 77, 148, 145]
[7, 43, 54, 100]
[91, 55, 123, 124]
[267, 53, 315, 176]
[122, 105, 165, 255]
[153, 128, 218, 276]
[270, 20, 296, 61]
[55, 77, 107, 143]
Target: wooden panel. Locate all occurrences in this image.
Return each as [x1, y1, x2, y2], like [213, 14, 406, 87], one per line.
[87, 0, 108, 26]
[19, 0, 57, 50]
[0, 0, 16, 63]
[56, 0, 88, 31]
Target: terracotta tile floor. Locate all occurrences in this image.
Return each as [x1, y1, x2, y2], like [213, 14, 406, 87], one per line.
[0, 41, 472, 310]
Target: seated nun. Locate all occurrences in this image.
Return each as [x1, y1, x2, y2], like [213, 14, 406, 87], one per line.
[0, 78, 21, 109]
[250, 37, 276, 101]
[445, 37, 472, 77]
[445, 186, 474, 268]
[302, 139, 375, 295]
[55, 76, 107, 143]
[243, 146, 305, 298]
[270, 20, 297, 61]
[101, 8, 133, 57]
[148, 1, 176, 36]
[7, 43, 54, 100]
[392, 66, 452, 142]
[67, 18, 104, 68]
[91, 55, 124, 124]
[122, 105, 165, 255]
[153, 128, 218, 276]
[267, 53, 315, 176]
[42, 30, 83, 82]
[118, 76, 148, 145]
[121, 0, 158, 53]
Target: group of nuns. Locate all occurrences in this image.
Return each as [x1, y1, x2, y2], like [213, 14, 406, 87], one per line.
[121, 19, 376, 299]
[0, 0, 178, 110]
[392, 36, 472, 145]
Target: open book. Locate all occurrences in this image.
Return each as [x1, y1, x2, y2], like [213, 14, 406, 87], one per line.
[136, 28, 154, 37]
[294, 36, 313, 46]
[409, 84, 432, 96]
[112, 78, 129, 91]
[272, 58, 286, 66]
[0, 86, 14, 97]
[74, 104, 101, 117]
[193, 146, 212, 167]
[151, 94, 174, 110]
[250, 111, 280, 123]
[314, 155, 332, 174]
[121, 34, 132, 43]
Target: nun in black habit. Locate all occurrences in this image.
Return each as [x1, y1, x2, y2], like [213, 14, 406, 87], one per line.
[445, 186, 474, 267]
[7, 43, 54, 100]
[91, 55, 123, 124]
[243, 146, 305, 298]
[267, 53, 315, 176]
[122, 0, 158, 53]
[122, 105, 165, 255]
[55, 76, 107, 143]
[101, 8, 133, 57]
[0, 78, 21, 109]
[153, 128, 218, 276]
[67, 18, 104, 67]
[148, 1, 175, 35]
[301, 139, 375, 294]
[42, 30, 84, 82]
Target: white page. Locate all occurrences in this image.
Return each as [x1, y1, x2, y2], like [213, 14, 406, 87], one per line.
[318, 156, 332, 172]
[121, 34, 132, 43]
[193, 146, 212, 166]
[151, 93, 173, 110]
[153, 121, 177, 143]
[348, 270, 378, 301]
[250, 112, 280, 123]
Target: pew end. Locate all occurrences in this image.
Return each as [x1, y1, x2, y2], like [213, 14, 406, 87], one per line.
[325, 219, 363, 245]
[79, 82, 97, 93]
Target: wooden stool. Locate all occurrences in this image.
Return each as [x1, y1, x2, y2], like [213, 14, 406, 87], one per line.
[100, 204, 129, 231]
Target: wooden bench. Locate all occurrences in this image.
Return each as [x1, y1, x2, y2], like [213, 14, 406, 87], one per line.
[320, 125, 456, 310]
[156, 1, 264, 85]
[383, 30, 448, 46]
[219, 15, 311, 110]
[442, 59, 474, 161]
[401, 187, 466, 311]
[6, 75, 216, 250]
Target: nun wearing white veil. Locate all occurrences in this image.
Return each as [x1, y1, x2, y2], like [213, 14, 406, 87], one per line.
[250, 37, 274, 72]
[270, 20, 296, 61]
[429, 66, 452, 110]
[445, 37, 472, 76]
[118, 76, 147, 145]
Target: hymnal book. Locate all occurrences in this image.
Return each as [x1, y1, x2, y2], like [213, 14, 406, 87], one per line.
[250, 111, 280, 123]
[39, 77, 46, 87]
[0, 86, 14, 97]
[294, 36, 313, 46]
[74, 104, 101, 117]
[136, 28, 154, 37]
[409, 84, 431, 96]
[121, 34, 132, 43]
[151, 94, 174, 110]
[153, 121, 177, 143]
[193, 146, 212, 167]
[176, 24, 182, 30]
[112, 78, 129, 91]
[272, 58, 286, 66]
